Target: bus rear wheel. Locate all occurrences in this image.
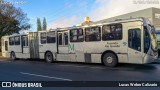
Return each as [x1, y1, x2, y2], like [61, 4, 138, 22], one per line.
[103, 53, 118, 67]
[10, 52, 16, 60]
[45, 52, 53, 63]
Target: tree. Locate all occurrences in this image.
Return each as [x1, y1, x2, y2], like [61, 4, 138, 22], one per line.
[0, 1, 31, 38]
[43, 17, 47, 30]
[37, 18, 42, 31]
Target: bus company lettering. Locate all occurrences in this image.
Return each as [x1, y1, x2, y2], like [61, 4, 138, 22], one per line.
[106, 42, 120, 47]
[69, 44, 75, 53]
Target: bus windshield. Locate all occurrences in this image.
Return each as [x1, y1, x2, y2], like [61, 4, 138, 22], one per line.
[149, 25, 158, 51]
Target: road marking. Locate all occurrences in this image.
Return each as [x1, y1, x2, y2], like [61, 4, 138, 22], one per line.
[20, 72, 72, 81]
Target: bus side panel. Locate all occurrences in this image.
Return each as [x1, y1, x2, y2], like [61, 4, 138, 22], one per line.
[69, 43, 85, 62]
[38, 31, 57, 59]
[117, 23, 129, 63]
[9, 36, 23, 58]
[91, 54, 101, 63]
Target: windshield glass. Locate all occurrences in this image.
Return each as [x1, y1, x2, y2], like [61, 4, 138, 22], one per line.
[149, 25, 158, 51]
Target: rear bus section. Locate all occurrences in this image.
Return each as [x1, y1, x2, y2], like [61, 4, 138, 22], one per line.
[1, 36, 9, 58]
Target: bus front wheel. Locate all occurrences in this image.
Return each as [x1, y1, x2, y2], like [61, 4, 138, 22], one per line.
[45, 52, 53, 63]
[103, 53, 118, 67]
[10, 52, 16, 60]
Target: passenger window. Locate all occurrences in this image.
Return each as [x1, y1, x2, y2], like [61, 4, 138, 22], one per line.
[40, 32, 47, 44]
[47, 31, 56, 43]
[128, 28, 141, 51]
[9, 37, 14, 45]
[14, 36, 20, 45]
[64, 32, 68, 45]
[85, 27, 101, 42]
[22, 35, 28, 46]
[58, 33, 63, 45]
[70, 29, 84, 42]
[102, 24, 122, 40]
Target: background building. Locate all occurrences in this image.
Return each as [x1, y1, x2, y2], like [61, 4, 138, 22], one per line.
[95, 7, 160, 30]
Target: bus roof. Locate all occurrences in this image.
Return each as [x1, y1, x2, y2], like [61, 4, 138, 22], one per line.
[55, 17, 147, 31]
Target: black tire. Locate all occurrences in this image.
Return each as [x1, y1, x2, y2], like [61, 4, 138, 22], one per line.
[45, 52, 53, 63]
[103, 52, 118, 67]
[10, 52, 16, 60]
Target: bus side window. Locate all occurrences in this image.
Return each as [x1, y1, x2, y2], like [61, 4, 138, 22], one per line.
[47, 31, 56, 43]
[102, 25, 112, 40]
[64, 32, 68, 45]
[85, 27, 101, 42]
[70, 29, 84, 42]
[9, 37, 14, 45]
[102, 24, 122, 40]
[58, 33, 63, 45]
[14, 36, 20, 45]
[22, 36, 28, 46]
[40, 32, 47, 44]
[70, 29, 78, 42]
[128, 28, 141, 51]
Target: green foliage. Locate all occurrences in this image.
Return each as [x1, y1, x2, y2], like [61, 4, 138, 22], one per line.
[43, 17, 47, 30]
[0, 1, 30, 38]
[37, 18, 42, 31]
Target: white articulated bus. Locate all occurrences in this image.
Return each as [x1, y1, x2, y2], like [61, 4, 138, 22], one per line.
[1, 17, 158, 67]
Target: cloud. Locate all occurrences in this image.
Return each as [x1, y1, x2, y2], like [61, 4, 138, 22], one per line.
[90, 0, 160, 21]
[48, 0, 160, 29]
[47, 16, 77, 29]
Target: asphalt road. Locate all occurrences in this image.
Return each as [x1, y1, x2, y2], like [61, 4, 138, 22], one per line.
[0, 58, 160, 90]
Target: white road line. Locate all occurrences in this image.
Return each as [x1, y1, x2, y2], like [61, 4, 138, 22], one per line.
[20, 72, 72, 81]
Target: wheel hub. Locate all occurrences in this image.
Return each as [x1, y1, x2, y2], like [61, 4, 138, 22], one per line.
[47, 55, 51, 61]
[106, 56, 113, 63]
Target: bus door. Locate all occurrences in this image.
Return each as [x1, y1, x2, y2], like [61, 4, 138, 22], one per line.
[128, 26, 143, 64]
[57, 31, 69, 53]
[57, 31, 69, 61]
[21, 35, 29, 58]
